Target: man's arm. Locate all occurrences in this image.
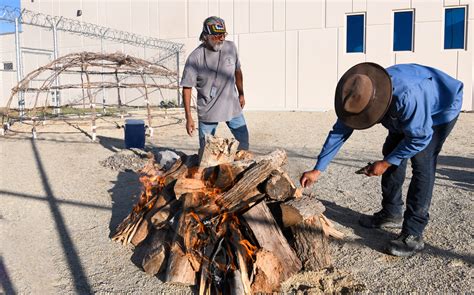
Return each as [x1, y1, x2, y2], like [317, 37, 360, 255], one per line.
[235, 69, 245, 108]
[300, 120, 353, 187]
[182, 87, 195, 136]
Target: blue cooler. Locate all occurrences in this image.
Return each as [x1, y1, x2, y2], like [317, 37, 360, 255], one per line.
[124, 119, 145, 149]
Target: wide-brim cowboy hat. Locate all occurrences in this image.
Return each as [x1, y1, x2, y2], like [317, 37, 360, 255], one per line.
[335, 62, 392, 130]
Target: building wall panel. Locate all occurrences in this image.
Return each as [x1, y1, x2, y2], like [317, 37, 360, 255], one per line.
[208, 0, 219, 17]
[457, 20, 473, 110]
[234, 0, 250, 34]
[249, 0, 273, 33]
[353, 0, 367, 12]
[273, 0, 286, 31]
[188, 0, 209, 38]
[326, 1, 352, 28]
[412, 0, 443, 22]
[131, 1, 149, 37]
[396, 22, 457, 76]
[158, 0, 187, 39]
[219, 0, 235, 35]
[148, 1, 160, 39]
[444, 0, 461, 6]
[366, 0, 410, 25]
[298, 28, 338, 110]
[106, 1, 131, 32]
[366, 24, 393, 67]
[338, 27, 366, 78]
[285, 31, 298, 109]
[239, 32, 285, 109]
[286, 1, 324, 30]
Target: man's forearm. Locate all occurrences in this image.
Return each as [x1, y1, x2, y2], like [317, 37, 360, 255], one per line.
[235, 69, 244, 95]
[182, 87, 193, 120]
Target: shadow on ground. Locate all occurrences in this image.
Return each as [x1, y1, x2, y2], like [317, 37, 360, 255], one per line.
[321, 200, 474, 265]
[436, 155, 474, 191]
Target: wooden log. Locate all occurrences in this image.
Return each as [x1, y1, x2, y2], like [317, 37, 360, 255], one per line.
[251, 249, 284, 293]
[141, 227, 170, 276]
[165, 193, 201, 284]
[166, 242, 196, 284]
[242, 201, 302, 282]
[166, 137, 233, 284]
[174, 178, 207, 197]
[286, 195, 333, 271]
[143, 245, 166, 275]
[199, 135, 239, 168]
[264, 169, 296, 202]
[234, 150, 255, 161]
[216, 149, 287, 211]
[291, 216, 331, 271]
[130, 187, 177, 246]
[230, 270, 245, 295]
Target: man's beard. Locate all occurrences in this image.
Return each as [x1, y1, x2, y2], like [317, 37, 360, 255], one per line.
[208, 39, 224, 51]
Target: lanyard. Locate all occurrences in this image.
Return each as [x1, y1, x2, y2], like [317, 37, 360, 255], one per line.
[203, 47, 222, 82]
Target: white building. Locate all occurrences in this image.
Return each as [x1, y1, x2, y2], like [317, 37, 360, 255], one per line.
[1, 0, 472, 111]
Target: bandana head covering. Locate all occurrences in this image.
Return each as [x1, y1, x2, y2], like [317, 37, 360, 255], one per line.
[199, 16, 226, 41]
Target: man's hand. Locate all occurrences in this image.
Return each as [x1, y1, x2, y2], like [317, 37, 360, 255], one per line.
[300, 170, 321, 188]
[239, 94, 245, 109]
[186, 118, 195, 136]
[365, 160, 391, 176]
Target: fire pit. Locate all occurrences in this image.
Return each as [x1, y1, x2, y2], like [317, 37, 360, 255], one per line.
[112, 136, 343, 293]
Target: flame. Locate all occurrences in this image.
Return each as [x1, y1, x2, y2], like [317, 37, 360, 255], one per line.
[239, 239, 257, 262]
[188, 211, 206, 234]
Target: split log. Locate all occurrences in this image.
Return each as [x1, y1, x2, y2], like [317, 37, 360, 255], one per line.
[130, 187, 176, 246]
[141, 228, 170, 276]
[165, 192, 201, 284]
[234, 150, 255, 161]
[242, 201, 302, 282]
[264, 169, 296, 202]
[199, 136, 239, 168]
[166, 242, 196, 284]
[167, 135, 238, 284]
[215, 149, 288, 211]
[286, 195, 334, 271]
[174, 178, 207, 197]
[251, 249, 283, 293]
[291, 216, 331, 271]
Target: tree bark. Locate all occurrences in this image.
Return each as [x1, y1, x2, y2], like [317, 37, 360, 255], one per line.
[242, 201, 302, 281]
[286, 195, 332, 271]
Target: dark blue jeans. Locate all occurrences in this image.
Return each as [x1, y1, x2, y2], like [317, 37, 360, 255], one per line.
[198, 113, 249, 150]
[381, 117, 458, 237]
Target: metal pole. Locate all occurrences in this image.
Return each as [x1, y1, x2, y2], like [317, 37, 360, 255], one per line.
[14, 17, 25, 117]
[101, 35, 106, 114]
[52, 20, 61, 114]
[176, 51, 181, 106]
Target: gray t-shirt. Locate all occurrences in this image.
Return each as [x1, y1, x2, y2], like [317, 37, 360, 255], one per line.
[180, 41, 242, 122]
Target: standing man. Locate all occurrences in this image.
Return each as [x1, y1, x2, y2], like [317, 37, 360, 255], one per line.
[180, 16, 249, 150]
[300, 62, 463, 257]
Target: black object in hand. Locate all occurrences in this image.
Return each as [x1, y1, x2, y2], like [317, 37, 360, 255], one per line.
[355, 162, 373, 174]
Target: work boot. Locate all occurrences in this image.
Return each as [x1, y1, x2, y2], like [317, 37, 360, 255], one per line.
[358, 210, 403, 229]
[386, 232, 424, 257]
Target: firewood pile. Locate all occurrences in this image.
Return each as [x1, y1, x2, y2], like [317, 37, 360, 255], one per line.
[112, 136, 343, 293]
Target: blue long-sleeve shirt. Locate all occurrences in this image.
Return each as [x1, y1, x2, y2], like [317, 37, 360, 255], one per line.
[314, 64, 463, 171]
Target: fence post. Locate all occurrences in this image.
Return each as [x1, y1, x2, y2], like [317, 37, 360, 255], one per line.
[14, 17, 24, 117]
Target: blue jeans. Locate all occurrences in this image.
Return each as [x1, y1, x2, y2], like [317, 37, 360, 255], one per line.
[198, 113, 249, 150]
[380, 117, 458, 236]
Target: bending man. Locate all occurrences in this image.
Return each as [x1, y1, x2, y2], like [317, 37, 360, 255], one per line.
[300, 62, 463, 257]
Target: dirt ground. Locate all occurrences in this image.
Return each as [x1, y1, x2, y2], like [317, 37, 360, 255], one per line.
[1, 109, 472, 294]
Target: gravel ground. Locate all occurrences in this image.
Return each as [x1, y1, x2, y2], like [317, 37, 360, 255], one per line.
[0, 109, 472, 294]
